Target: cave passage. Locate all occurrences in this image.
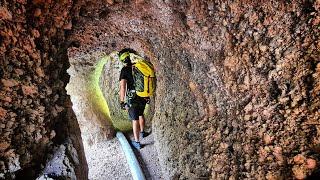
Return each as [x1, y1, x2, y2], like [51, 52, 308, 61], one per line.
[65, 52, 133, 179]
[66, 50, 159, 179]
[86, 54, 131, 131]
[2, 1, 318, 179]
[66, 52, 129, 145]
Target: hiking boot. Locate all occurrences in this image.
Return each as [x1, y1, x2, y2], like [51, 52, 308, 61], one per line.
[140, 131, 150, 138]
[131, 140, 141, 150]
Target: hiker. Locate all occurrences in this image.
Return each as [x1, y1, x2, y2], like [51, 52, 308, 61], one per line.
[118, 48, 156, 149]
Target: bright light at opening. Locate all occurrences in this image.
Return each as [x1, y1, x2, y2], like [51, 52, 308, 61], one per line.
[88, 53, 132, 131]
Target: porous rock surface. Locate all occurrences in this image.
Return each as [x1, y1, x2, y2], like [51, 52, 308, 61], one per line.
[99, 53, 131, 130]
[85, 138, 131, 180]
[66, 51, 115, 149]
[0, 0, 319, 179]
[0, 0, 89, 179]
[69, 0, 319, 179]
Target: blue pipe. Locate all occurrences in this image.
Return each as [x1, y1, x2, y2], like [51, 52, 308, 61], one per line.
[116, 132, 146, 180]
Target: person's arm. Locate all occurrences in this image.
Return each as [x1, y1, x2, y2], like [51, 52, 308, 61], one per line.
[120, 79, 127, 103]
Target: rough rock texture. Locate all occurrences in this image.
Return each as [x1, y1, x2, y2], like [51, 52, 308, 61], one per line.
[66, 51, 115, 148]
[0, 0, 89, 179]
[1, 0, 319, 179]
[37, 141, 78, 180]
[99, 53, 132, 131]
[85, 138, 131, 180]
[68, 0, 319, 179]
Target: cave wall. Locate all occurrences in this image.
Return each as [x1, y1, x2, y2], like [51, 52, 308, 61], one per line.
[68, 0, 320, 179]
[66, 51, 115, 149]
[151, 1, 320, 179]
[0, 0, 319, 179]
[0, 0, 89, 179]
[99, 53, 132, 131]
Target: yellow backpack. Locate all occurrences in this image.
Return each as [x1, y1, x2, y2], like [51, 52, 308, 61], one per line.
[130, 54, 156, 97]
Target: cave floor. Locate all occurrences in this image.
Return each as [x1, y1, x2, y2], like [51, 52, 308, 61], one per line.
[85, 132, 162, 180]
[126, 132, 163, 180]
[84, 138, 131, 180]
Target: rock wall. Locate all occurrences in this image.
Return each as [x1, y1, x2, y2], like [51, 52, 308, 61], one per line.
[66, 51, 115, 148]
[1, 0, 319, 179]
[151, 1, 320, 179]
[0, 0, 88, 179]
[157, 1, 319, 178]
[69, 0, 319, 179]
[99, 53, 132, 131]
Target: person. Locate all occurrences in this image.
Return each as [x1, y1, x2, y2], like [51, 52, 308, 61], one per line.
[118, 48, 149, 149]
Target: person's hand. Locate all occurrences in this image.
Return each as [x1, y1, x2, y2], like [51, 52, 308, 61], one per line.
[145, 98, 150, 104]
[120, 101, 129, 110]
[120, 101, 127, 110]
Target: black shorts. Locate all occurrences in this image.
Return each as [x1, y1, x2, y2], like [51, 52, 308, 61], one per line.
[128, 96, 147, 121]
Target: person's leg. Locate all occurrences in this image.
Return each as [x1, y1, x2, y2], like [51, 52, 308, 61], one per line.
[132, 120, 140, 142]
[139, 115, 145, 133]
[128, 104, 141, 149]
[137, 97, 147, 133]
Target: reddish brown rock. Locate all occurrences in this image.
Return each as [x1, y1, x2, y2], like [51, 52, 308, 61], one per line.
[14, 69, 24, 76]
[16, 0, 27, 4]
[36, 67, 45, 77]
[32, 29, 40, 38]
[0, 142, 10, 152]
[0, 7, 12, 21]
[34, 8, 41, 17]
[0, 108, 6, 119]
[1, 0, 319, 179]
[1, 79, 18, 87]
[106, 0, 114, 5]
[2, 97, 12, 103]
[294, 154, 306, 165]
[306, 158, 317, 169]
[0, 0, 88, 179]
[292, 166, 307, 180]
[263, 134, 273, 145]
[22, 85, 38, 96]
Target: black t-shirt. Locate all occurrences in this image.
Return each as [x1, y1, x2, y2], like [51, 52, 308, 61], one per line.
[119, 65, 147, 103]
[119, 65, 134, 91]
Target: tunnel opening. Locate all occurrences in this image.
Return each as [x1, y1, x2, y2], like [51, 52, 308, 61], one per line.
[65, 49, 157, 179]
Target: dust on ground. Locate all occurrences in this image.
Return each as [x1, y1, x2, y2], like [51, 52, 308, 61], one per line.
[126, 132, 164, 180]
[84, 132, 163, 180]
[85, 138, 131, 180]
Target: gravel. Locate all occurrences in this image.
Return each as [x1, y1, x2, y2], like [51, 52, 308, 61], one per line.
[85, 138, 132, 180]
[84, 132, 163, 180]
[128, 132, 164, 180]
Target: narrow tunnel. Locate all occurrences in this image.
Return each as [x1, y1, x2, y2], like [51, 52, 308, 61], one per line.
[0, 0, 319, 180]
[66, 50, 159, 179]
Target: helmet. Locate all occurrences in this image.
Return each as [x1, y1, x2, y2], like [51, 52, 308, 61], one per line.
[119, 52, 130, 63]
[118, 48, 138, 64]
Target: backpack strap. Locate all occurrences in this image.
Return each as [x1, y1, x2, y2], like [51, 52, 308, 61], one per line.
[147, 75, 150, 93]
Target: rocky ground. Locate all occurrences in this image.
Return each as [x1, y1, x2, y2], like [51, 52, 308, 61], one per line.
[127, 132, 163, 180]
[85, 138, 131, 180]
[84, 132, 162, 180]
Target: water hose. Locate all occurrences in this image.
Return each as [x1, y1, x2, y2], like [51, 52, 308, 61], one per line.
[116, 132, 146, 180]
